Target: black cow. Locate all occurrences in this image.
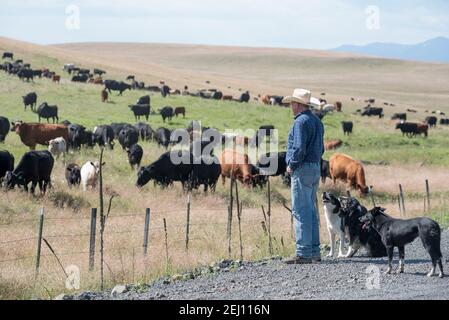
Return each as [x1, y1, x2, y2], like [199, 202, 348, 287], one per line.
[362, 107, 384, 118]
[154, 127, 171, 149]
[3, 150, 54, 194]
[32, 70, 42, 78]
[341, 121, 353, 135]
[94, 69, 106, 76]
[136, 95, 150, 105]
[65, 163, 81, 188]
[189, 155, 221, 192]
[396, 122, 418, 137]
[391, 113, 407, 121]
[68, 124, 87, 150]
[2, 52, 13, 60]
[425, 116, 438, 128]
[104, 80, 131, 95]
[440, 119, 449, 125]
[212, 91, 223, 100]
[36, 102, 58, 123]
[83, 130, 94, 148]
[22, 92, 37, 111]
[110, 123, 132, 138]
[160, 106, 174, 123]
[93, 125, 115, 150]
[17, 68, 34, 81]
[320, 159, 331, 183]
[118, 126, 139, 150]
[126, 144, 143, 169]
[240, 91, 250, 103]
[161, 85, 171, 98]
[129, 104, 150, 121]
[78, 68, 90, 75]
[134, 122, 153, 141]
[0, 116, 10, 143]
[136, 150, 193, 188]
[71, 74, 89, 82]
[256, 152, 287, 177]
[0, 150, 14, 180]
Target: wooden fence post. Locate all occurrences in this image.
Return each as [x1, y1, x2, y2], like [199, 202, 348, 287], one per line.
[163, 218, 169, 269]
[234, 180, 243, 261]
[227, 178, 234, 258]
[34, 207, 45, 281]
[425, 179, 431, 211]
[88, 208, 97, 271]
[185, 195, 191, 251]
[143, 208, 150, 256]
[399, 184, 406, 217]
[267, 177, 272, 255]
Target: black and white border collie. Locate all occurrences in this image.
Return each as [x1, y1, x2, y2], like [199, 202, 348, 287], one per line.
[322, 192, 346, 258]
[322, 193, 387, 258]
[360, 207, 444, 278]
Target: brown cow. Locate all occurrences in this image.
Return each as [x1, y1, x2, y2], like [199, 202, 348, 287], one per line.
[261, 95, 271, 105]
[220, 149, 253, 186]
[222, 95, 233, 101]
[174, 107, 186, 118]
[324, 139, 343, 151]
[52, 75, 61, 83]
[329, 153, 370, 195]
[101, 89, 108, 103]
[11, 122, 69, 150]
[335, 101, 342, 112]
[93, 76, 103, 85]
[417, 124, 429, 137]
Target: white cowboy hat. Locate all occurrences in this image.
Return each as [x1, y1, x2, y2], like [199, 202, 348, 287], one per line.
[282, 88, 315, 106]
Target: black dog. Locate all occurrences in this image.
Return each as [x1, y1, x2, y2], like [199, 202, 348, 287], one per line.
[360, 207, 444, 278]
[338, 196, 387, 258]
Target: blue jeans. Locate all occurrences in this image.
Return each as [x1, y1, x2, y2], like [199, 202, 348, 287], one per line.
[291, 163, 321, 258]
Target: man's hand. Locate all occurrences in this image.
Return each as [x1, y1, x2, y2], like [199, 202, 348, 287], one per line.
[287, 166, 293, 175]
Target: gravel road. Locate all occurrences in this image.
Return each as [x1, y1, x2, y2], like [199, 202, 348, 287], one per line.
[71, 231, 449, 300]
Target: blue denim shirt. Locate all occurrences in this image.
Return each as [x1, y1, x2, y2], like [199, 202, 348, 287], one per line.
[286, 109, 324, 170]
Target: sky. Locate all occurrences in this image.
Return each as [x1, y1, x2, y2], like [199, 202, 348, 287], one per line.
[0, 0, 448, 49]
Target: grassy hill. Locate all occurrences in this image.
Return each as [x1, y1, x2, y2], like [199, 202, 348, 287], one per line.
[1, 38, 449, 299]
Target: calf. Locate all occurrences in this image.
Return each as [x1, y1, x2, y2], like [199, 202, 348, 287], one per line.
[220, 149, 254, 186]
[425, 116, 437, 128]
[324, 139, 343, 151]
[118, 126, 139, 150]
[92, 125, 115, 150]
[65, 163, 81, 188]
[101, 89, 108, 102]
[160, 106, 174, 123]
[0, 150, 14, 181]
[23, 92, 37, 111]
[36, 102, 59, 123]
[126, 144, 143, 169]
[0, 116, 10, 143]
[48, 137, 67, 158]
[341, 121, 353, 135]
[3, 150, 54, 194]
[391, 113, 407, 121]
[52, 75, 61, 83]
[175, 107, 186, 118]
[129, 104, 150, 121]
[80, 161, 105, 191]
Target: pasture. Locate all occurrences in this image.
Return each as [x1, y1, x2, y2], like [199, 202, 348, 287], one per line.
[1, 38, 449, 299]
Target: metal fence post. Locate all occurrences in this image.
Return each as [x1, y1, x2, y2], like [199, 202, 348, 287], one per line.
[89, 208, 97, 271]
[185, 195, 191, 251]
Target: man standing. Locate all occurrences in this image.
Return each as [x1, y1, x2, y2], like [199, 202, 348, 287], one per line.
[282, 89, 324, 264]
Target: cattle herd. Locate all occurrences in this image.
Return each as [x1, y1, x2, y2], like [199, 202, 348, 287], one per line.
[0, 50, 448, 199]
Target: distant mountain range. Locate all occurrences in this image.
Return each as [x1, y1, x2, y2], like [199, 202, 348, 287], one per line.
[332, 37, 449, 63]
